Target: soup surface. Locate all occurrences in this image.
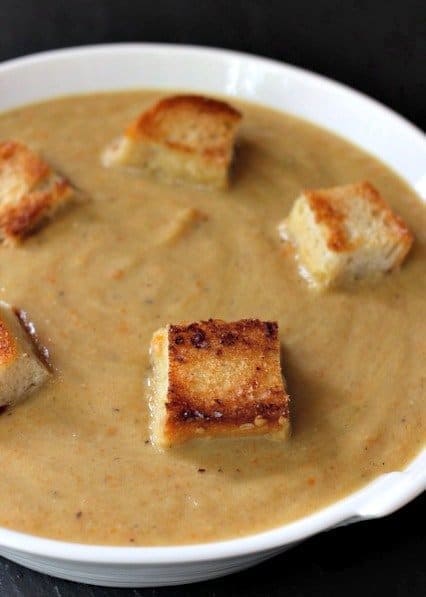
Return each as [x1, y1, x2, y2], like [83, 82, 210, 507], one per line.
[0, 92, 424, 546]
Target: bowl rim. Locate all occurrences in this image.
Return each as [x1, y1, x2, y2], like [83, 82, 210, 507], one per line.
[1, 42, 425, 135]
[0, 42, 424, 565]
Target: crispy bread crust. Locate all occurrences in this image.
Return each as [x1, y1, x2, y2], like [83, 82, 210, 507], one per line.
[162, 319, 289, 443]
[0, 178, 72, 241]
[0, 141, 74, 244]
[305, 181, 413, 257]
[0, 140, 50, 187]
[0, 305, 50, 369]
[0, 318, 16, 365]
[0, 301, 51, 408]
[126, 94, 242, 162]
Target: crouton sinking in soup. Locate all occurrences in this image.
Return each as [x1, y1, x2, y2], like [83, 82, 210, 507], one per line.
[0, 301, 51, 409]
[149, 319, 290, 448]
[279, 181, 413, 289]
[0, 140, 75, 245]
[102, 94, 242, 189]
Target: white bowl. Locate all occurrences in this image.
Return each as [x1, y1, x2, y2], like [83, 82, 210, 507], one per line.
[0, 43, 424, 588]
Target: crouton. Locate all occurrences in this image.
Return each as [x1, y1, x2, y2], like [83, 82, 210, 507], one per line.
[0, 301, 50, 408]
[149, 319, 290, 447]
[0, 140, 74, 245]
[278, 181, 413, 289]
[102, 95, 242, 189]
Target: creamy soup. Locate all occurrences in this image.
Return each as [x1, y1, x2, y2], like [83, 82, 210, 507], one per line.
[0, 92, 424, 546]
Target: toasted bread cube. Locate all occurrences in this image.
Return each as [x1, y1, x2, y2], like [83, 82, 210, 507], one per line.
[149, 319, 290, 447]
[0, 302, 50, 408]
[102, 95, 242, 189]
[0, 140, 74, 245]
[279, 181, 413, 289]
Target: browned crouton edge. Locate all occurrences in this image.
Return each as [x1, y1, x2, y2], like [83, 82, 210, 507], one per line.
[164, 319, 289, 441]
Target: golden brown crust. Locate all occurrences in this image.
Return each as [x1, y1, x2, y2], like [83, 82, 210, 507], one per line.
[305, 181, 414, 255]
[125, 94, 242, 163]
[0, 179, 72, 241]
[128, 94, 241, 136]
[305, 190, 346, 251]
[0, 301, 51, 408]
[163, 319, 289, 444]
[0, 140, 50, 188]
[0, 318, 16, 365]
[0, 141, 74, 244]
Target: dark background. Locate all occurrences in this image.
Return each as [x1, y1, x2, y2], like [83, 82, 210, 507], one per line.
[1, 0, 425, 129]
[0, 1, 424, 595]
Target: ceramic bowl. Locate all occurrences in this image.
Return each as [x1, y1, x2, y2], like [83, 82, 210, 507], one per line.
[0, 44, 424, 587]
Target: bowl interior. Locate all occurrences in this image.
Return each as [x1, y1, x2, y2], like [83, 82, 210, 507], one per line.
[0, 44, 424, 564]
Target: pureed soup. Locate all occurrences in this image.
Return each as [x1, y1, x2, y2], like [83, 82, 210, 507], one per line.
[0, 92, 424, 545]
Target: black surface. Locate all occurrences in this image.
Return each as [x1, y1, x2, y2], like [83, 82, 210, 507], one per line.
[0, 1, 424, 595]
